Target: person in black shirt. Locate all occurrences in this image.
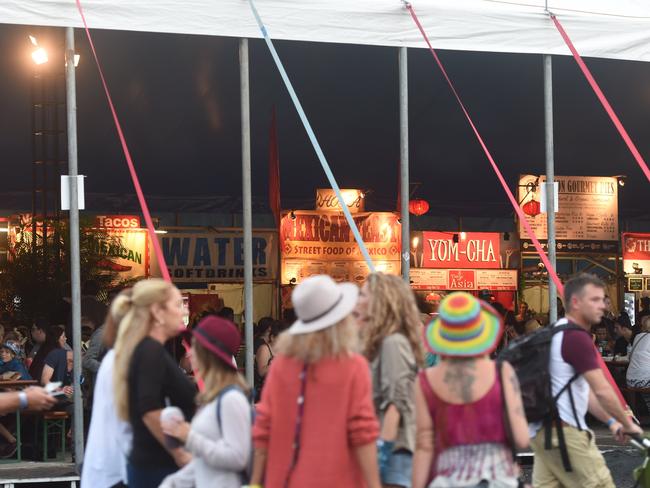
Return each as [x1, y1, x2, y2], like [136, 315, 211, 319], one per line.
[253, 317, 275, 402]
[613, 314, 634, 356]
[113, 279, 196, 488]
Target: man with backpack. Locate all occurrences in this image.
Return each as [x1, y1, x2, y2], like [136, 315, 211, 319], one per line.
[529, 274, 643, 487]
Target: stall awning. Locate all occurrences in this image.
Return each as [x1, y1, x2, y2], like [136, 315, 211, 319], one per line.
[2, 1, 650, 62]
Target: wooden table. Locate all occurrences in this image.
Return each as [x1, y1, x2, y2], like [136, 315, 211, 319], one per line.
[0, 380, 38, 391]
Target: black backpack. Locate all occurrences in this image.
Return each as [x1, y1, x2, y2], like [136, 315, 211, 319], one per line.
[498, 320, 589, 471]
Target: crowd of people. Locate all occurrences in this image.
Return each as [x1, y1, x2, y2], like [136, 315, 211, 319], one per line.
[69, 271, 647, 488]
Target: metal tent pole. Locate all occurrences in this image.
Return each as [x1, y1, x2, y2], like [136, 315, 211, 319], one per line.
[64, 26, 84, 471]
[399, 47, 410, 282]
[240, 39, 254, 387]
[544, 54, 558, 323]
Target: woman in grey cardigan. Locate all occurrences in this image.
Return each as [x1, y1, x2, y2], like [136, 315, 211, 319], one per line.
[160, 316, 251, 488]
[356, 273, 424, 488]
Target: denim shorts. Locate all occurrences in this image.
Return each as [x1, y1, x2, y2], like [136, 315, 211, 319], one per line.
[383, 450, 413, 487]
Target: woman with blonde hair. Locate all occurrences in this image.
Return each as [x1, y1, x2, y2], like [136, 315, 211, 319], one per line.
[355, 272, 424, 488]
[160, 315, 252, 487]
[251, 275, 381, 488]
[113, 279, 196, 488]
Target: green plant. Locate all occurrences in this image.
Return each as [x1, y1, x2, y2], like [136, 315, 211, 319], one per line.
[0, 217, 120, 322]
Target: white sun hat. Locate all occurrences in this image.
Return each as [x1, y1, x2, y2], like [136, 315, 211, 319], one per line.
[288, 275, 359, 335]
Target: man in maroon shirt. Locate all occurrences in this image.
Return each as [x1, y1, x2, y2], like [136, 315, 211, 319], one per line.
[531, 274, 643, 487]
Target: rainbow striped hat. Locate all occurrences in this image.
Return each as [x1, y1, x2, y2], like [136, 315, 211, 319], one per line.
[425, 292, 503, 357]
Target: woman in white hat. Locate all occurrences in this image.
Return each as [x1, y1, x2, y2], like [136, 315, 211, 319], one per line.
[250, 275, 382, 488]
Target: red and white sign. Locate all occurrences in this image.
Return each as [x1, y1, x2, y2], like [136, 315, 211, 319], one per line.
[622, 233, 650, 275]
[410, 268, 518, 291]
[95, 215, 141, 229]
[420, 231, 500, 269]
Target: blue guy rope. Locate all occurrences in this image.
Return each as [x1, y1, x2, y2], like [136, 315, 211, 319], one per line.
[247, 0, 376, 273]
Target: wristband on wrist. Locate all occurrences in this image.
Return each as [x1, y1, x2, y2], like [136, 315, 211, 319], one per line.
[606, 417, 616, 428]
[18, 391, 28, 410]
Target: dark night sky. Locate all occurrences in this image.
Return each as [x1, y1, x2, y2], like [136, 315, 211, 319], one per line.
[1, 23, 650, 217]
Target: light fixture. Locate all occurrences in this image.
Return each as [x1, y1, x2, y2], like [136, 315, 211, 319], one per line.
[154, 229, 168, 234]
[460, 231, 467, 241]
[31, 47, 48, 65]
[289, 277, 297, 285]
[452, 233, 459, 243]
[523, 198, 541, 217]
[290, 210, 296, 221]
[29, 35, 48, 65]
[0, 228, 8, 233]
[503, 232, 510, 241]
[409, 199, 429, 216]
[615, 175, 626, 187]
[411, 236, 419, 249]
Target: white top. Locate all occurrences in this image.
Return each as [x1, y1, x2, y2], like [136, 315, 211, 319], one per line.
[627, 332, 650, 383]
[530, 319, 595, 436]
[81, 350, 133, 488]
[160, 389, 251, 488]
[548, 322, 590, 430]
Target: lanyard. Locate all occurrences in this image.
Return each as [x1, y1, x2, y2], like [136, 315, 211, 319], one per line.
[284, 363, 308, 488]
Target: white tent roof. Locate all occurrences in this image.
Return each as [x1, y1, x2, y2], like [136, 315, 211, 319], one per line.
[2, 1, 650, 62]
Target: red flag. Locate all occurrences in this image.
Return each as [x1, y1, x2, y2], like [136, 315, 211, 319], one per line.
[396, 160, 401, 213]
[268, 107, 281, 227]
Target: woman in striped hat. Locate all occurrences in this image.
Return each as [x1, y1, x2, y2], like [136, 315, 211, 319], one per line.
[411, 292, 529, 488]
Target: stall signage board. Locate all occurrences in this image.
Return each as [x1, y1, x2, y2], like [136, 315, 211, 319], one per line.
[280, 211, 400, 284]
[410, 268, 518, 291]
[95, 215, 141, 229]
[315, 188, 365, 213]
[418, 231, 500, 269]
[150, 231, 277, 282]
[622, 233, 650, 275]
[518, 175, 618, 242]
[93, 228, 150, 282]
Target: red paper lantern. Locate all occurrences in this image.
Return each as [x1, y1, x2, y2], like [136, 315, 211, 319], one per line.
[522, 198, 541, 217]
[409, 199, 429, 216]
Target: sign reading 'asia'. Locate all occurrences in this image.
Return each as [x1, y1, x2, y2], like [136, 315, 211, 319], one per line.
[418, 232, 500, 269]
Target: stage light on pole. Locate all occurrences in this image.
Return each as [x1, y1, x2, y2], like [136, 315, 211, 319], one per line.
[29, 35, 48, 65]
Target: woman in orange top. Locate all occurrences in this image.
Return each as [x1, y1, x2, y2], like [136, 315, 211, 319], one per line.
[251, 275, 381, 488]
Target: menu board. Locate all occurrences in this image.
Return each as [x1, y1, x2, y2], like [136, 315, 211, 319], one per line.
[518, 175, 618, 242]
[410, 268, 518, 291]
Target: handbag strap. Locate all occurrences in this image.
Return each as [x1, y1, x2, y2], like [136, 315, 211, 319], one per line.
[284, 363, 309, 488]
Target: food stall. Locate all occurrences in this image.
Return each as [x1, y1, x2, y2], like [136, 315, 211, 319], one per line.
[280, 188, 401, 313]
[409, 230, 519, 314]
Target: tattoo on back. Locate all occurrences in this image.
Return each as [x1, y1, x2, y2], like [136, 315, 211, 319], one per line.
[443, 360, 477, 403]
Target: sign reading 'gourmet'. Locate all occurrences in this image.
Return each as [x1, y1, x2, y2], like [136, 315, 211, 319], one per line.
[420, 231, 500, 269]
